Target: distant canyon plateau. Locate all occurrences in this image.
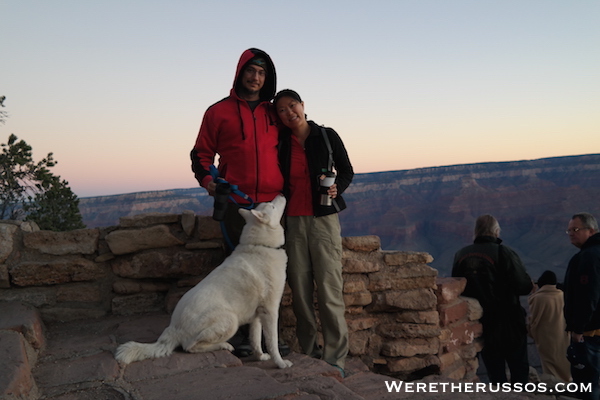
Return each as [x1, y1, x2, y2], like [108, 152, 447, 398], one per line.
[79, 154, 600, 281]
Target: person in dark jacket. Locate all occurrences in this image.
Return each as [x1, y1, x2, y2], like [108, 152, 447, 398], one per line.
[563, 212, 600, 400]
[274, 89, 353, 376]
[190, 48, 286, 358]
[452, 214, 533, 384]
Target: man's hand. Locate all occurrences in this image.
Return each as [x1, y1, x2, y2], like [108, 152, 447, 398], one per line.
[206, 181, 217, 197]
[571, 332, 585, 343]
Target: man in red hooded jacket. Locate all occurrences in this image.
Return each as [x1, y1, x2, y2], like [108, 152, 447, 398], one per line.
[191, 48, 283, 248]
[190, 48, 285, 357]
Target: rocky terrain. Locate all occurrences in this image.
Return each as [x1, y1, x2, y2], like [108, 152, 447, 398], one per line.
[79, 154, 600, 279]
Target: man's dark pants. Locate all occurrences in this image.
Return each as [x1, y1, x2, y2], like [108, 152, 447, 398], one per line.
[480, 333, 529, 384]
[571, 336, 600, 400]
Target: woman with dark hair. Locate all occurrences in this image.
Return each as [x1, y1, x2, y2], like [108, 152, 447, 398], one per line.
[274, 89, 354, 376]
[528, 270, 571, 382]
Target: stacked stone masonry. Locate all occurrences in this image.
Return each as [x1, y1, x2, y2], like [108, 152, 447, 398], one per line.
[0, 214, 482, 398]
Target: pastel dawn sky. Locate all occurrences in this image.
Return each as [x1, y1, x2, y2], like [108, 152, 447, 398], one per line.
[2, 0, 599, 197]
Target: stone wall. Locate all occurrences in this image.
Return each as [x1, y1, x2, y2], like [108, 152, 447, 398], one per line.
[0, 214, 482, 381]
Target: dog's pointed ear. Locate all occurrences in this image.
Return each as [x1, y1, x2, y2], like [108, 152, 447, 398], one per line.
[250, 209, 270, 224]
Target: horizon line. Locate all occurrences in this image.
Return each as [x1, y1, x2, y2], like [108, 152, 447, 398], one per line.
[78, 152, 600, 200]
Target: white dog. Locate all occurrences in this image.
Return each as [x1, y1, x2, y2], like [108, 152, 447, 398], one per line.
[115, 194, 292, 369]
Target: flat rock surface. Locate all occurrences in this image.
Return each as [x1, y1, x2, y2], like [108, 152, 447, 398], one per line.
[0, 311, 563, 399]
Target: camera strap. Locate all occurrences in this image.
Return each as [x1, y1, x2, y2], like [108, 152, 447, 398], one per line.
[320, 127, 341, 212]
[320, 127, 334, 172]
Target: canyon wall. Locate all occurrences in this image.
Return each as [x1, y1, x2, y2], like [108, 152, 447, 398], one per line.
[79, 154, 600, 279]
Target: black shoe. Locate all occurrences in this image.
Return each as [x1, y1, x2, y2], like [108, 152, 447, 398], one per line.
[278, 340, 290, 357]
[259, 338, 290, 357]
[309, 345, 323, 359]
[233, 338, 253, 358]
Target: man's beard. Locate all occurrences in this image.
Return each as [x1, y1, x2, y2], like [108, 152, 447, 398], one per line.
[239, 86, 260, 99]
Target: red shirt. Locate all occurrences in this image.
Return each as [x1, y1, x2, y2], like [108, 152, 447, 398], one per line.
[286, 136, 313, 216]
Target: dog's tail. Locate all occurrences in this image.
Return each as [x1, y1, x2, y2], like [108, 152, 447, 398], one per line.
[115, 326, 179, 364]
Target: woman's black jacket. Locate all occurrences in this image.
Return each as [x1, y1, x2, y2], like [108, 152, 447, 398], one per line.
[278, 120, 354, 217]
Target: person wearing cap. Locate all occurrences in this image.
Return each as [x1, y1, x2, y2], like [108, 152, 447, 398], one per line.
[190, 48, 286, 358]
[528, 270, 571, 382]
[274, 89, 354, 377]
[563, 212, 600, 399]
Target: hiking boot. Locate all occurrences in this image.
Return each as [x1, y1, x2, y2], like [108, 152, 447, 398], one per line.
[278, 339, 290, 357]
[233, 337, 253, 358]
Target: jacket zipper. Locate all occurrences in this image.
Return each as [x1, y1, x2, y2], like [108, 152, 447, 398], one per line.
[253, 111, 259, 197]
[238, 101, 246, 140]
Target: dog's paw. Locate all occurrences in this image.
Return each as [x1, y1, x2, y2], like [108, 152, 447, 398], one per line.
[276, 359, 293, 369]
[221, 342, 234, 352]
[257, 353, 271, 361]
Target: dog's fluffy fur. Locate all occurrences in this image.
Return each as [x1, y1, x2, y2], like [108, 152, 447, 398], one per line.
[115, 195, 292, 369]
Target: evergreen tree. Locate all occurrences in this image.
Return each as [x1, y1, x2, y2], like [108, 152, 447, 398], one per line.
[0, 134, 85, 230]
[0, 95, 7, 124]
[25, 175, 85, 231]
[0, 134, 53, 219]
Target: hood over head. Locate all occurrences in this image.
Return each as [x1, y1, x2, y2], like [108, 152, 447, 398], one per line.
[233, 48, 276, 102]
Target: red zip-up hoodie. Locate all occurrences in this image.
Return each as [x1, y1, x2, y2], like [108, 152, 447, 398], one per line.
[190, 48, 283, 203]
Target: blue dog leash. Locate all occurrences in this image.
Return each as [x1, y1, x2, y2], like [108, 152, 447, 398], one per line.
[209, 165, 255, 251]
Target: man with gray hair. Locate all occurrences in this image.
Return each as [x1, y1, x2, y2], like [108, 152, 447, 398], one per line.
[452, 214, 533, 384]
[564, 212, 600, 399]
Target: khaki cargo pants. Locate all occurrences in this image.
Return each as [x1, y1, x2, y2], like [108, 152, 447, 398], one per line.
[285, 214, 348, 369]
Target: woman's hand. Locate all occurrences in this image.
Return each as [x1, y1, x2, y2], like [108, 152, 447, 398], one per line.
[327, 183, 338, 199]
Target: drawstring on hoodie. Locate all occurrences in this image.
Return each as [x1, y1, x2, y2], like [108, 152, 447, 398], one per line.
[237, 101, 246, 140]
